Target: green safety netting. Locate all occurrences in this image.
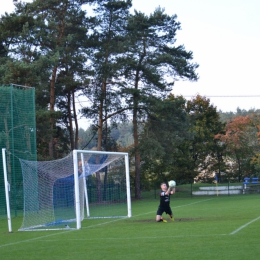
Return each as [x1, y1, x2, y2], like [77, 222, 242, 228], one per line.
[0, 85, 36, 219]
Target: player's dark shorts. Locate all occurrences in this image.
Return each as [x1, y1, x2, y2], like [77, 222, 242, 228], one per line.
[156, 206, 172, 216]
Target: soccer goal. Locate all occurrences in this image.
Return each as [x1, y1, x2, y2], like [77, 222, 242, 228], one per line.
[2, 149, 131, 231]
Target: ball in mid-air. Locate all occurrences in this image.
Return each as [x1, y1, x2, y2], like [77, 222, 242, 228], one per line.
[168, 180, 176, 187]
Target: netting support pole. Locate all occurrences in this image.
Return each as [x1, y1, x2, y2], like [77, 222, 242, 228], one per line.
[2, 148, 12, 232]
[81, 153, 90, 217]
[73, 150, 81, 229]
[125, 153, 132, 218]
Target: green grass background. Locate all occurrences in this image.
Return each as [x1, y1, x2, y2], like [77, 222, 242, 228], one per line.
[1, 194, 260, 260]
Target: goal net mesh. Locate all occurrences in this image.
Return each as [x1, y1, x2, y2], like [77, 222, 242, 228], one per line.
[18, 151, 129, 231]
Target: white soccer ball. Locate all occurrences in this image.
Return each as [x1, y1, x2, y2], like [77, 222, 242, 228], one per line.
[168, 180, 176, 187]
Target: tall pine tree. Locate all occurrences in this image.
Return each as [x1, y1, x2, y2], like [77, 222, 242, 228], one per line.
[120, 8, 198, 198]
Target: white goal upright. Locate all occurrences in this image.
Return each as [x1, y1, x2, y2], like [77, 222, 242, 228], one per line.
[3, 149, 131, 231]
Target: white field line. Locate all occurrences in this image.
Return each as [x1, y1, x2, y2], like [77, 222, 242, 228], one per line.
[0, 229, 75, 249]
[40, 234, 228, 242]
[0, 198, 213, 248]
[230, 216, 260, 235]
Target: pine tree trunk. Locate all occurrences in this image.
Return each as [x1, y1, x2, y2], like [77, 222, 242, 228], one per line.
[133, 97, 141, 199]
[96, 80, 106, 202]
[68, 92, 75, 149]
[72, 91, 79, 150]
[48, 66, 58, 158]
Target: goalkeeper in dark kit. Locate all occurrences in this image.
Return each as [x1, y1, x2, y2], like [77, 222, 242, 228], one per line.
[156, 181, 176, 222]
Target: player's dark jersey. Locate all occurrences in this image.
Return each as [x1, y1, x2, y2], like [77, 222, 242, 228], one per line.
[159, 190, 170, 208]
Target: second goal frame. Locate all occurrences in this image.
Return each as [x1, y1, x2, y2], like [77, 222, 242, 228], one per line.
[73, 150, 131, 229]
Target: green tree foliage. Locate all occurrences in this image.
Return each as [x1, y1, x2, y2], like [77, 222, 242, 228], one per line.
[118, 8, 198, 198]
[81, 0, 132, 153]
[0, 1, 208, 195]
[110, 122, 133, 148]
[185, 95, 226, 182]
[0, 0, 96, 158]
[138, 94, 189, 187]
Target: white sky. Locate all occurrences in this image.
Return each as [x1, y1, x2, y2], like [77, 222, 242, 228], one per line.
[1, 0, 260, 115]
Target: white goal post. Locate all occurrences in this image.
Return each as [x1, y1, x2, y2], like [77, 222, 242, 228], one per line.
[2, 148, 12, 233]
[2, 149, 131, 231]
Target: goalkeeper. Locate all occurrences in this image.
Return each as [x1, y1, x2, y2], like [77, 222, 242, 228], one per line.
[156, 182, 175, 222]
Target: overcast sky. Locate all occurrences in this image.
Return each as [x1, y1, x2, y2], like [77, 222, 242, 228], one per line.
[1, 0, 260, 114]
[131, 0, 260, 112]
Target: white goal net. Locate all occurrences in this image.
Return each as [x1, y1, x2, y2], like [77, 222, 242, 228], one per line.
[16, 150, 131, 231]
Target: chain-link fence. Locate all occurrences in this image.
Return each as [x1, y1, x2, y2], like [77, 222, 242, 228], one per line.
[142, 181, 260, 200]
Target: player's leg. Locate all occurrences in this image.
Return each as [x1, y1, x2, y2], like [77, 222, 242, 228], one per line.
[166, 207, 174, 221]
[156, 208, 167, 222]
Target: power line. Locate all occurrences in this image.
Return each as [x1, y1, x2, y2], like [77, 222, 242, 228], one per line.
[182, 95, 260, 98]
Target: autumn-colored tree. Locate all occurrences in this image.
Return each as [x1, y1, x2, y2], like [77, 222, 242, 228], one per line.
[216, 115, 258, 181]
[246, 114, 260, 175]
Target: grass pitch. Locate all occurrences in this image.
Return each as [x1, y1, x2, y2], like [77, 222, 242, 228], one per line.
[1, 194, 260, 260]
